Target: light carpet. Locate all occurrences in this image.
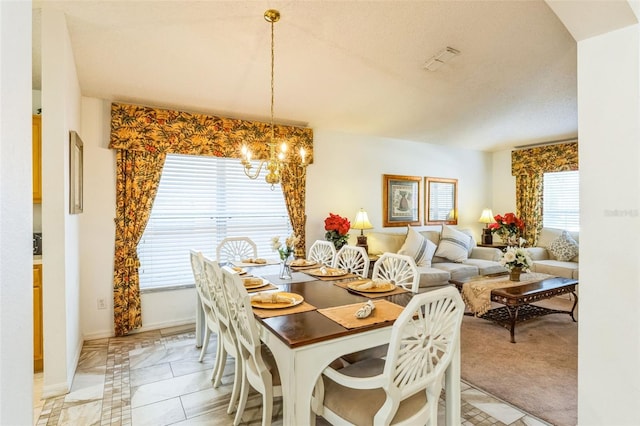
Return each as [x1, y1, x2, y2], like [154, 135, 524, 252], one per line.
[460, 296, 578, 426]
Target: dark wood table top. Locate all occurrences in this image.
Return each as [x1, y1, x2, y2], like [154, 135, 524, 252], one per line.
[250, 267, 412, 349]
[450, 274, 578, 301]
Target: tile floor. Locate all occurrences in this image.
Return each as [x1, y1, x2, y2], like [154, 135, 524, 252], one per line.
[34, 324, 551, 426]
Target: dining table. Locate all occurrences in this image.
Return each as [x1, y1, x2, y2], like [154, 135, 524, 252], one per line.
[195, 262, 461, 426]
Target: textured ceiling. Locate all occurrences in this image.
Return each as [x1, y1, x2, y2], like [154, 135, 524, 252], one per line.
[32, 0, 577, 152]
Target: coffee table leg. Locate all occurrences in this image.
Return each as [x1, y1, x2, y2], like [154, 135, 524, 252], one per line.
[570, 291, 578, 322]
[506, 306, 519, 343]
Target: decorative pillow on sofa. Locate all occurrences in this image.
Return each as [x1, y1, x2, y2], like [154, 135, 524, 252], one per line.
[459, 229, 477, 255]
[434, 225, 472, 263]
[548, 230, 579, 261]
[398, 226, 436, 267]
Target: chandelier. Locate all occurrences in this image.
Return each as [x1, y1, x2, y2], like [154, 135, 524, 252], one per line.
[240, 9, 307, 188]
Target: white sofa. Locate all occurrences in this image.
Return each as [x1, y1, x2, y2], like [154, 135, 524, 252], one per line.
[349, 226, 507, 291]
[527, 227, 579, 279]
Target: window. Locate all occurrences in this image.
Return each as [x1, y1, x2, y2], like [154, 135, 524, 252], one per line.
[543, 170, 579, 231]
[138, 154, 292, 290]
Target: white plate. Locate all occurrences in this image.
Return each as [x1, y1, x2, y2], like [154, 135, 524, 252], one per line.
[250, 292, 304, 309]
[243, 277, 269, 289]
[305, 267, 348, 277]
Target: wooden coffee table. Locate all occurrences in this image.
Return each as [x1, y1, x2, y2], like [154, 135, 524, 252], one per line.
[450, 274, 578, 343]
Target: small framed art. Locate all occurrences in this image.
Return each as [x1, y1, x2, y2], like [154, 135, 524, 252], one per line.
[382, 174, 422, 227]
[69, 131, 84, 214]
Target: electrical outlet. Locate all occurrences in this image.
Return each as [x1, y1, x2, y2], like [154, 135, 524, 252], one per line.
[97, 298, 106, 310]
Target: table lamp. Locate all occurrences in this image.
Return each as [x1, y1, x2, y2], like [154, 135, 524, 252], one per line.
[352, 208, 374, 253]
[478, 208, 495, 244]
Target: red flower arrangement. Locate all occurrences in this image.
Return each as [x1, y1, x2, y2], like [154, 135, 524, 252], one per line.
[324, 213, 351, 250]
[488, 212, 525, 242]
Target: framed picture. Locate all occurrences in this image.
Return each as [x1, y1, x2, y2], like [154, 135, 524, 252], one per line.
[69, 131, 84, 214]
[382, 174, 422, 227]
[425, 176, 457, 225]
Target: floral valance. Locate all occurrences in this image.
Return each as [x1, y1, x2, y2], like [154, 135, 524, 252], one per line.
[511, 142, 578, 176]
[108, 102, 313, 164]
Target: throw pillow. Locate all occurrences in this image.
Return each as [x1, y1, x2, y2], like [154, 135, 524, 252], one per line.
[548, 230, 579, 261]
[434, 225, 472, 263]
[398, 226, 436, 267]
[460, 229, 477, 255]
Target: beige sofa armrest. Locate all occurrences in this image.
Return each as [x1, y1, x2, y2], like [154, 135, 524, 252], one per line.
[470, 247, 502, 262]
[527, 247, 550, 261]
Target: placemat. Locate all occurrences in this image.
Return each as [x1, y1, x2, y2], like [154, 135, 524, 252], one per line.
[291, 263, 322, 271]
[246, 283, 278, 293]
[261, 273, 317, 285]
[231, 259, 280, 267]
[334, 279, 409, 298]
[252, 301, 317, 319]
[312, 272, 361, 281]
[317, 299, 404, 329]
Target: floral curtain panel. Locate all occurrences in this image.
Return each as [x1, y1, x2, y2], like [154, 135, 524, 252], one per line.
[109, 102, 313, 335]
[511, 142, 578, 245]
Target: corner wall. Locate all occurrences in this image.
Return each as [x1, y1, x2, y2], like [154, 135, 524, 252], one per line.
[0, 2, 33, 424]
[40, 7, 83, 396]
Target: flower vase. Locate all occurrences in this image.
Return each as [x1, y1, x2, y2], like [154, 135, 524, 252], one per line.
[279, 256, 293, 280]
[509, 266, 522, 281]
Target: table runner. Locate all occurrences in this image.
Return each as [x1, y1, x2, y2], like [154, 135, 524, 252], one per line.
[317, 300, 404, 329]
[462, 272, 553, 316]
[252, 301, 317, 319]
[333, 279, 409, 298]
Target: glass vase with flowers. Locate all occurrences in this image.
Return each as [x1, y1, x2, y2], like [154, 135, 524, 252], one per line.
[499, 239, 533, 281]
[271, 233, 300, 279]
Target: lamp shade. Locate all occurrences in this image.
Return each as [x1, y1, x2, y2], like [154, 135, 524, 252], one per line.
[478, 208, 495, 224]
[352, 209, 373, 230]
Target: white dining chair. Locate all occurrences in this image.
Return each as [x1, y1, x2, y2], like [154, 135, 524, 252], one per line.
[313, 286, 465, 426]
[221, 266, 282, 426]
[189, 250, 218, 363]
[372, 252, 420, 293]
[333, 245, 370, 277]
[308, 240, 337, 266]
[216, 237, 257, 264]
[202, 256, 243, 415]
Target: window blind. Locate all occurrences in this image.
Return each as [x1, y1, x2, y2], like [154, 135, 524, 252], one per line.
[543, 170, 579, 231]
[138, 154, 292, 290]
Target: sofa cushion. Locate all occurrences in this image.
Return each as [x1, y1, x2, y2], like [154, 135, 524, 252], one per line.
[463, 258, 507, 276]
[398, 226, 436, 267]
[548, 230, 579, 261]
[434, 225, 471, 263]
[530, 260, 579, 279]
[416, 266, 451, 288]
[431, 262, 479, 281]
[366, 232, 406, 255]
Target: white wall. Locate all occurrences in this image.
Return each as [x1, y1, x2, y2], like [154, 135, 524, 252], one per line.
[306, 129, 493, 245]
[491, 149, 517, 215]
[546, 1, 640, 423]
[0, 2, 34, 424]
[40, 8, 83, 397]
[576, 24, 640, 425]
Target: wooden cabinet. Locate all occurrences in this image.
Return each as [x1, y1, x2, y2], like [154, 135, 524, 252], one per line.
[33, 264, 43, 372]
[32, 115, 42, 203]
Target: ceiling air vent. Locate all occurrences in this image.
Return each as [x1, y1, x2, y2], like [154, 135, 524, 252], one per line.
[423, 47, 460, 71]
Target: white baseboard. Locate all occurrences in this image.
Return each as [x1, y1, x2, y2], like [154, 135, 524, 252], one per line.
[41, 382, 69, 399]
[83, 319, 195, 342]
